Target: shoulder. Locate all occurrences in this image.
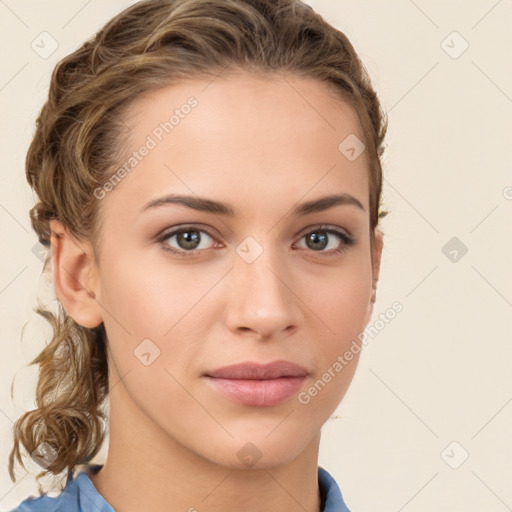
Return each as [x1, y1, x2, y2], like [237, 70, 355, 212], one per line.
[9, 465, 113, 512]
[9, 481, 79, 511]
[318, 466, 351, 512]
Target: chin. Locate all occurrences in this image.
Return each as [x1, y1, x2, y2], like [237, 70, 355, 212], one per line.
[195, 427, 315, 471]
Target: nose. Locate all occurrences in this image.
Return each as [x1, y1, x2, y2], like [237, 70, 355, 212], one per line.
[224, 247, 304, 340]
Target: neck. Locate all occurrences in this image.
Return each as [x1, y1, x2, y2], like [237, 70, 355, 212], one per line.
[90, 380, 322, 512]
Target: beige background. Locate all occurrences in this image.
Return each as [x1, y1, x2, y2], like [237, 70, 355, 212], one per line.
[1, 1, 511, 510]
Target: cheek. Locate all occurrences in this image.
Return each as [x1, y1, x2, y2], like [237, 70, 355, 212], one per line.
[98, 249, 200, 336]
[96, 249, 220, 384]
[306, 260, 373, 346]
[297, 267, 371, 415]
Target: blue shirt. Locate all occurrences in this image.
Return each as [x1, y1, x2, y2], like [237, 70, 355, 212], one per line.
[10, 464, 350, 511]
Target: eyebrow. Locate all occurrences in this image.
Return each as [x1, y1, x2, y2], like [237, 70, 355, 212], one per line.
[141, 192, 365, 216]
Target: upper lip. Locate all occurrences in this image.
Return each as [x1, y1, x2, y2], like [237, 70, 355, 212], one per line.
[205, 360, 309, 379]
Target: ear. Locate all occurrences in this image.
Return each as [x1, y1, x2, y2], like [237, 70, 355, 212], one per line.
[364, 227, 384, 324]
[49, 220, 103, 328]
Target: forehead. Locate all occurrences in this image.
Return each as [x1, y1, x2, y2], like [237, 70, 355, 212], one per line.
[100, 72, 369, 219]
[125, 71, 364, 144]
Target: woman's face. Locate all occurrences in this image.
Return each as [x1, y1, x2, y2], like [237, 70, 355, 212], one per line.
[89, 72, 382, 469]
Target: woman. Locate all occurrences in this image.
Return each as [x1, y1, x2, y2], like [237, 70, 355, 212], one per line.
[8, 0, 388, 510]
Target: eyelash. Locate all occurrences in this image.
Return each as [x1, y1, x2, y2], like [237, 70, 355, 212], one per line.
[156, 224, 355, 258]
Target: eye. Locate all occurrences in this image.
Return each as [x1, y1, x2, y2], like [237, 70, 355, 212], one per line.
[156, 224, 355, 258]
[295, 225, 355, 255]
[157, 225, 219, 256]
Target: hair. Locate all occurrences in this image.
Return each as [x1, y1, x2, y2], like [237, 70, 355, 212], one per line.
[9, 0, 388, 490]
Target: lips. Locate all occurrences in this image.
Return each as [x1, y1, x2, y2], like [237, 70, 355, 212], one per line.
[204, 360, 309, 407]
[206, 360, 309, 379]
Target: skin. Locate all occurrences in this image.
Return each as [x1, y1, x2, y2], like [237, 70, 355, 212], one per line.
[50, 72, 383, 512]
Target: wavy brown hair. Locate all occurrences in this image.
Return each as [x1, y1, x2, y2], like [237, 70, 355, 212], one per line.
[8, 0, 388, 491]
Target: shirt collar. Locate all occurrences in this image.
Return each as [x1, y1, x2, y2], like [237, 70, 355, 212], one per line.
[76, 464, 350, 512]
[318, 466, 351, 512]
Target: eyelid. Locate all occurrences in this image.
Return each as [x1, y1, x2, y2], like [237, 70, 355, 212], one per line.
[295, 223, 353, 240]
[156, 222, 217, 237]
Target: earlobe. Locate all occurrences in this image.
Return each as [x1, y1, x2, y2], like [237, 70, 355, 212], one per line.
[49, 220, 103, 328]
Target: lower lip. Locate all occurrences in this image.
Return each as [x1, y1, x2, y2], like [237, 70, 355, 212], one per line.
[205, 376, 307, 407]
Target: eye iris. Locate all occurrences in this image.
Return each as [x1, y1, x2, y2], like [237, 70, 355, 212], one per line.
[306, 232, 328, 250]
[177, 230, 201, 250]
